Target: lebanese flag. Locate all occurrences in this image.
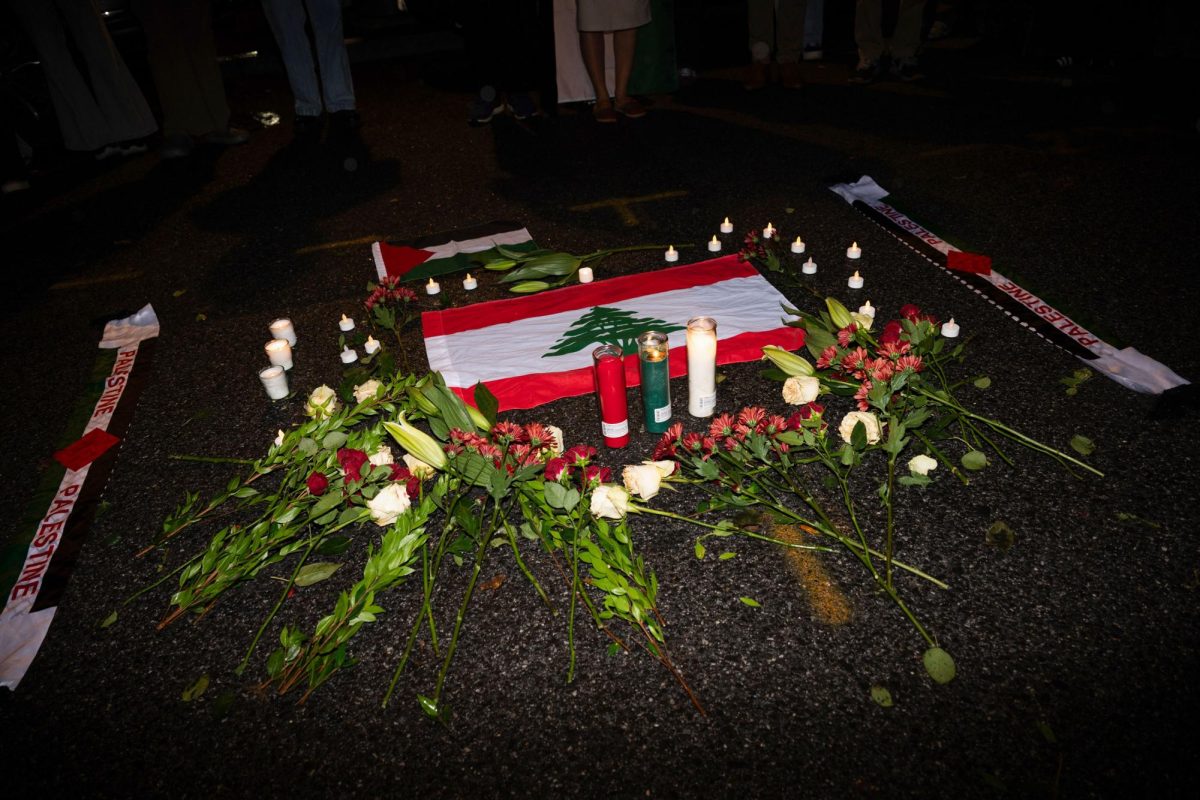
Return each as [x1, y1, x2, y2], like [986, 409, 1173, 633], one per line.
[422, 256, 805, 411]
[372, 220, 539, 283]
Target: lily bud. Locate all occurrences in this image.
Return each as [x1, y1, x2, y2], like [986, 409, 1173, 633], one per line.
[409, 384, 439, 416]
[762, 345, 814, 377]
[466, 404, 492, 433]
[383, 414, 447, 470]
[825, 297, 854, 330]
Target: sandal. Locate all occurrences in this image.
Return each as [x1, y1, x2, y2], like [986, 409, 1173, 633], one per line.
[592, 105, 618, 124]
[615, 99, 647, 119]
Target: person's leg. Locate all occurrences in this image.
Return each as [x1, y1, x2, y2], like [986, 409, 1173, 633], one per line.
[805, 0, 825, 56]
[612, 28, 639, 106]
[854, 0, 885, 66]
[260, 0, 323, 117]
[889, 0, 927, 61]
[579, 30, 613, 110]
[775, 0, 807, 88]
[745, 0, 773, 88]
[304, 0, 355, 112]
[55, 0, 157, 144]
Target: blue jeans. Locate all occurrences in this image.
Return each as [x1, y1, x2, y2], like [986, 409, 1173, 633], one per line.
[261, 0, 356, 116]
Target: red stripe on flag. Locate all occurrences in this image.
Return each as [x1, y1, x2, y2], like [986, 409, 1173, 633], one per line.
[377, 242, 434, 279]
[451, 328, 804, 411]
[423, 256, 757, 338]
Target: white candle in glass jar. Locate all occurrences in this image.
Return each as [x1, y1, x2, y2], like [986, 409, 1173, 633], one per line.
[259, 365, 289, 400]
[686, 316, 718, 417]
[269, 318, 296, 346]
[265, 338, 293, 370]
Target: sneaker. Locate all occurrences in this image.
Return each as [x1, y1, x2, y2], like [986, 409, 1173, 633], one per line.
[469, 86, 502, 125]
[849, 60, 881, 84]
[506, 92, 538, 120]
[890, 59, 923, 82]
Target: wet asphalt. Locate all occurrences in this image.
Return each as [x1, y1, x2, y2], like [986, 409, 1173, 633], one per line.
[1, 21, 1199, 800]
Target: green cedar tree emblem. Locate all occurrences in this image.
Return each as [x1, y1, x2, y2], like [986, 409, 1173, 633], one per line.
[542, 306, 684, 358]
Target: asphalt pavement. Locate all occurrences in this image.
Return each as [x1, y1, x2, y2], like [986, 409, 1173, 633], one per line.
[1, 25, 1199, 800]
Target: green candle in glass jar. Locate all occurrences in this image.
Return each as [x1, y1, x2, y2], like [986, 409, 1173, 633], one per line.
[637, 331, 672, 433]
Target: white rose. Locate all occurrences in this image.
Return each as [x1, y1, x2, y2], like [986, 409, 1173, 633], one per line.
[622, 464, 664, 501]
[273, 429, 286, 447]
[305, 385, 339, 419]
[368, 445, 394, 467]
[402, 453, 435, 479]
[850, 312, 874, 332]
[366, 483, 411, 527]
[546, 425, 565, 455]
[643, 460, 676, 477]
[782, 375, 820, 405]
[590, 484, 630, 520]
[908, 454, 938, 476]
[838, 411, 882, 445]
[353, 379, 383, 404]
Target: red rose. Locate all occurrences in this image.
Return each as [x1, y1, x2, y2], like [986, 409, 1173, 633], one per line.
[879, 320, 903, 345]
[899, 304, 922, 321]
[306, 472, 329, 496]
[388, 464, 422, 499]
[336, 448, 370, 482]
[544, 457, 569, 482]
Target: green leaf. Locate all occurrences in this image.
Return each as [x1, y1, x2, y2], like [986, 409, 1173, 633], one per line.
[851, 421, 867, 451]
[509, 280, 551, 294]
[973, 377, 992, 389]
[543, 481, 568, 509]
[870, 685, 894, 707]
[298, 438, 318, 456]
[1070, 435, 1095, 455]
[294, 562, 342, 587]
[181, 673, 210, 702]
[417, 694, 440, 719]
[1036, 720, 1058, 745]
[985, 520, 1015, 550]
[483, 258, 518, 271]
[211, 689, 236, 720]
[606, 642, 621, 657]
[961, 450, 988, 470]
[694, 541, 706, 560]
[309, 491, 343, 519]
[473, 383, 499, 426]
[322, 431, 348, 450]
[719, 551, 738, 561]
[739, 596, 761, 608]
[316, 536, 352, 556]
[923, 647, 956, 684]
[99, 610, 118, 628]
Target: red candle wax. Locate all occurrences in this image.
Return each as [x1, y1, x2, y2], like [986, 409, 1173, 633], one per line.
[592, 345, 630, 448]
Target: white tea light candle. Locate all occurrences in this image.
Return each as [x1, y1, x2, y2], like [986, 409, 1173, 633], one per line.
[265, 338, 293, 370]
[858, 300, 876, 318]
[462, 273, 478, 291]
[426, 278, 441, 295]
[719, 217, 734, 234]
[269, 318, 296, 346]
[578, 266, 594, 283]
[707, 235, 721, 252]
[848, 271, 864, 289]
[340, 346, 358, 364]
[364, 335, 380, 354]
[762, 223, 775, 239]
[686, 316, 718, 417]
[802, 257, 817, 274]
[259, 365, 289, 400]
[941, 318, 961, 338]
[664, 245, 679, 262]
[338, 314, 355, 332]
[790, 236, 805, 254]
[846, 241, 862, 259]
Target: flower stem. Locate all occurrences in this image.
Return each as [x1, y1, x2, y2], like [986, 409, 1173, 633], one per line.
[167, 454, 257, 465]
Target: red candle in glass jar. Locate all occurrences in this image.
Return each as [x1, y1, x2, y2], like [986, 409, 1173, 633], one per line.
[592, 344, 630, 448]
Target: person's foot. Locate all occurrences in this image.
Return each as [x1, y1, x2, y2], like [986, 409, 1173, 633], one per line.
[329, 110, 360, 132]
[849, 60, 881, 84]
[592, 104, 618, 124]
[468, 86, 503, 125]
[803, 45, 823, 61]
[779, 62, 804, 90]
[890, 58, 923, 82]
[94, 138, 150, 160]
[160, 133, 195, 159]
[615, 98, 647, 119]
[201, 127, 249, 146]
[507, 92, 539, 120]
[744, 61, 769, 90]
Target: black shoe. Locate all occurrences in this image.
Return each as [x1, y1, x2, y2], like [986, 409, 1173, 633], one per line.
[329, 110, 360, 132]
[891, 59, 923, 82]
[293, 114, 324, 140]
[849, 61, 881, 84]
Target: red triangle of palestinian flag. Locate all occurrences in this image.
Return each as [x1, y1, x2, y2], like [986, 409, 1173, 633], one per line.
[372, 221, 537, 283]
[422, 256, 806, 411]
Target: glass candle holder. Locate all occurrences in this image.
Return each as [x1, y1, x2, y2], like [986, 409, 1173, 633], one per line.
[592, 344, 630, 448]
[259, 365, 289, 400]
[265, 338, 293, 370]
[637, 331, 672, 433]
[686, 316, 717, 417]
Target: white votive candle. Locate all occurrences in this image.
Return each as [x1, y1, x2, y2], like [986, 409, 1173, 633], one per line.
[338, 314, 355, 332]
[762, 223, 775, 239]
[941, 318, 961, 338]
[686, 316, 718, 417]
[426, 278, 441, 295]
[664, 245, 679, 262]
[719, 217, 734, 234]
[578, 266, 594, 283]
[340, 346, 358, 364]
[265, 338, 293, 370]
[847, 241, 862, 259]
[847, 270, 864, 289]
[364, 335, 380, 354]
[259, 365, 289, 400]
[269, 318, 296, 346]
[707, 235, 722, 252]
[790, 236, 805, 254]
[801, 257, 817, 275]
[857, 300, 876, 318]
[462, 273, 478, 290]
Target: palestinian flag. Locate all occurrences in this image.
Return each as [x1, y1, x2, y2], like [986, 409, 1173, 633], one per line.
[422, 256, 805, 411]
[372, 221, 539, 283]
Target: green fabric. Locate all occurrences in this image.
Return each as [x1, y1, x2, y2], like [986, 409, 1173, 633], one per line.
[629, 0, 678, 95]
[400, 240, 543, 283]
